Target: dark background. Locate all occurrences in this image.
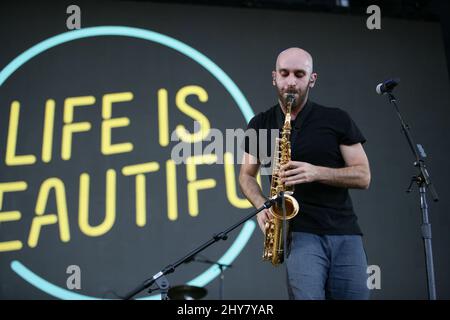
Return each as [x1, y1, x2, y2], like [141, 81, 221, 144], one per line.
[0, 0, 449, 299]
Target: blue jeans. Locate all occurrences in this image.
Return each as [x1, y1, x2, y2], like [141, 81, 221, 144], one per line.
[286, 232, 370, 300]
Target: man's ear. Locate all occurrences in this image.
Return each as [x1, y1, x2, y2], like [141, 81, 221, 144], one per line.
[272, 70, 276, 86]
[309, 72, 318, 88]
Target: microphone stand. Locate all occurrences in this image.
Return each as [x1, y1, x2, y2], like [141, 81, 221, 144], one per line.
[385, 92, 439, 300]
[122, 197, 278, 300]
[281, 191, 288, 263]
[188, 256, 232, 300]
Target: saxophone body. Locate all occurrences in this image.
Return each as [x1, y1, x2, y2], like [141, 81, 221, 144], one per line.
[262, 94, 300, 266]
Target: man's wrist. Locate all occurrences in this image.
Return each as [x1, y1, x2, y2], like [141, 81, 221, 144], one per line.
[315, 165, 329, 182]
[254, 196, 269, 208]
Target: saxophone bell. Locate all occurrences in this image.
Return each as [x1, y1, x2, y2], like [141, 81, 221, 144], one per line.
[270, 192, 298, 220]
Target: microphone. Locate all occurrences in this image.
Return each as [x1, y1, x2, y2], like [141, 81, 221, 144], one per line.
[376, 78, 400, 95]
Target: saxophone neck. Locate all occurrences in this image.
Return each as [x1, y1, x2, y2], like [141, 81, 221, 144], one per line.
[283, 93, 295, 129]
[284, 113, 291, 129]
[283, 106, 292, 132]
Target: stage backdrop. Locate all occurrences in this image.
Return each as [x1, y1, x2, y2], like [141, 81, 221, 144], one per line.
[0, 1, 449, 299]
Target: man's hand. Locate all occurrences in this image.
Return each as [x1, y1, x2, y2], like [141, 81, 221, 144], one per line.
[256, 208, 272, 234]
[279, 143, 371, 189]
[280, 161, 320, 185]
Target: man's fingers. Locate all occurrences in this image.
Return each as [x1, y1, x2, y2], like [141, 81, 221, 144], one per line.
[281, 161, 306, 171]
[284, 168, 303, 176]
[257, 209, 273, 233]
[264, 209, 272, 219]
[257, 214, 265, 233]
[258, 218, 266, 233]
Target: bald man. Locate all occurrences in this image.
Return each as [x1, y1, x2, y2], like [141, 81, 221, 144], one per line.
[239, 48, 371, 300]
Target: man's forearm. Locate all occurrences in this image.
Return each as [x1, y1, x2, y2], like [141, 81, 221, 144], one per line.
[239, 174, 267, 208]
[316, 165, 370, 189]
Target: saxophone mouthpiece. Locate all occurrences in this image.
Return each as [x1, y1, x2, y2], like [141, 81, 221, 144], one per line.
[285, 93, 296, 106]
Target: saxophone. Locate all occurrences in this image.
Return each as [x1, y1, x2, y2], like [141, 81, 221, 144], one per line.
[262, 93, 300, 266]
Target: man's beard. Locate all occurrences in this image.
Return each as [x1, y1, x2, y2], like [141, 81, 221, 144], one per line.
[278, 87, 309, 111]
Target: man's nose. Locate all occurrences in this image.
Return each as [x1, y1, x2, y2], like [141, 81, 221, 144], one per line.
[287, 75, 297, 87]
[286, 81, 297, 90]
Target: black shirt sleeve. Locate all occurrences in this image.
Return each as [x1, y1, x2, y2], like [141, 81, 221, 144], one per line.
[337, 109, 366, 145]
[242, 115, 260, 159]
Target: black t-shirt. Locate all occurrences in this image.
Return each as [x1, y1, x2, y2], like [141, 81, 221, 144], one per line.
[243, 100, 366, 235]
